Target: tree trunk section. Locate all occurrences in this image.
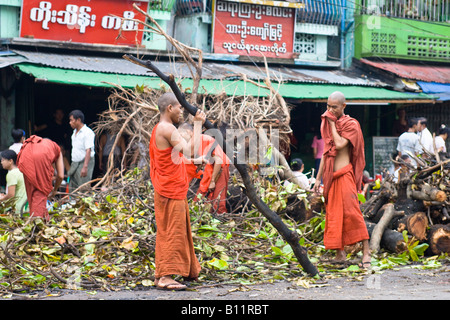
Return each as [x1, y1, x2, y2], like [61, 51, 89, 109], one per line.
[366, 221, 407, 253]
[427, 224, 450, 255]
[392, 211, 429, 241]
[369, 203, 405, 253]
[410, 185, 447, 202]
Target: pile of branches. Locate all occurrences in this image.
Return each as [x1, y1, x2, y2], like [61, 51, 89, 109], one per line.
[362, 150, 450, 257]
[0, 166, 325, 297]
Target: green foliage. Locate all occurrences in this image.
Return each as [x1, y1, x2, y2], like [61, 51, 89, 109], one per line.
[0, 168, 446, 297]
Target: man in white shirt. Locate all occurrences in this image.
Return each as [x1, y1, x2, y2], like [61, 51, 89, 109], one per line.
[397, 117, 421, 165]
[68, 110, 95, 192]
[9, 129, 26, 154]
[417, 117, 434, 155]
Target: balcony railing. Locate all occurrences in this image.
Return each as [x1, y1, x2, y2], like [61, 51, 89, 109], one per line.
[296, 0, 343, 26]
[357, 0, 450, 22]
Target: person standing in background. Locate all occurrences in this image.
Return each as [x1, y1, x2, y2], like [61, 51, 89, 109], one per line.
[417, 117, 433, 155]
[311, 127, 324, 177]
[397, 117, 422, 163]
[68, 110, 95, 192]
[9, 129, 26, 154]
[0, 150, 27, 214]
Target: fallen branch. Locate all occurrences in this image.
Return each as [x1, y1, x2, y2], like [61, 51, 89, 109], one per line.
[369, 203, 405, 253]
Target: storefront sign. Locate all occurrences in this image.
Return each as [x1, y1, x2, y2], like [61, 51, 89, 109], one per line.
[20, 0, 149, 46]
[213, 0, 295, 59]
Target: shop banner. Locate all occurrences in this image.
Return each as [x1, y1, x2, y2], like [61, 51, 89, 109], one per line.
[20, 0, 149, 46]
[213, 0, 295, 59]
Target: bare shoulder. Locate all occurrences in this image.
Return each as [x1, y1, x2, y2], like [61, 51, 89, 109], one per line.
[155, 121, 176, 138]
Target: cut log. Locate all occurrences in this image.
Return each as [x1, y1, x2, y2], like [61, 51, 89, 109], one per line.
[369, 203, 405, 253]
[426, 224, 450, 255]
[410, 184, 447, 202]
[366, 221, 407, 253]
[392, 212, 429, 241]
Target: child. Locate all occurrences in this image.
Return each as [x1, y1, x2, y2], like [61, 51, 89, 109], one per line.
[0, 150, 27, 213]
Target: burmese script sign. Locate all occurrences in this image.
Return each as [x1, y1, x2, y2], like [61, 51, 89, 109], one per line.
[213, 0, 295, 59]
[20, 0, 149, 46]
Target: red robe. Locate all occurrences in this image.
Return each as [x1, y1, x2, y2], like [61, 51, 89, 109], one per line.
[16, 135, 61, 221]
[320, 111, 368, 250]
[195, 135, 230, 214]
[149, 123, 201, 279]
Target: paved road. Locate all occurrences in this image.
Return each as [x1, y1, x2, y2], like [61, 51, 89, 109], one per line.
[6, 265, 449, 318]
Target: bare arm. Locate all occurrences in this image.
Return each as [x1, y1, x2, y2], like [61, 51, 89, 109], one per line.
[328, 119, 349, 150]
[80, 149, 91, 177]
[313, 157, 325, 193]
[0, 185, 15, 202]
[50, 152, 65, 197]
[209, 156, 222, 190]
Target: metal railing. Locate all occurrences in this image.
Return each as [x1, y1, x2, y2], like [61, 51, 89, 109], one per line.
[357, 0, 450, 22]
[296, 0, 344, 26]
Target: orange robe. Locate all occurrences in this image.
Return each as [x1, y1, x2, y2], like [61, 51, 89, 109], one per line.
[149, 124, 201, 279]
[320, 111, 368, 250]
[324, 164, 369, 250]
[16, 135, 61, 221]
[195, 135, 230, 214]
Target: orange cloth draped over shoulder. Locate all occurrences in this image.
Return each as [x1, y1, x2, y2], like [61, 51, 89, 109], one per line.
[320, 111, 368, 250]
[320, 110, 365, 203]
[16, 135, 61, 221]
[149, 124, 201, 279]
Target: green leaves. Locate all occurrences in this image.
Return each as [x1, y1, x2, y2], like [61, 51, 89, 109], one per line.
[402, 230, 429, 262]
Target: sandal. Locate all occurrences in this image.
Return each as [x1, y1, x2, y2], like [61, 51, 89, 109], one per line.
[156, 281, 187, 291]
[358, 261, 371, 269]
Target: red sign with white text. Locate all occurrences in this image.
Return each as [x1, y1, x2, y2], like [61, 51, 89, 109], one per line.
[213, 0, 295, 59]
[20, 0, 149, 46]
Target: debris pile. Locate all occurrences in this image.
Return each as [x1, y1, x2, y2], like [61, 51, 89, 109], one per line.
[362, 152, 450, 257]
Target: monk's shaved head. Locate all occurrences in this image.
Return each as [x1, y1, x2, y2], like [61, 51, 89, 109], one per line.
[157, 92, 179, 114]
[328, 91, 346, 105]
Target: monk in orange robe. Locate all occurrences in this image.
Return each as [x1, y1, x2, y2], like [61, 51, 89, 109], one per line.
[149, 92, 206, 290]
[314, 91, 371, 268]
[179, 123, 230, 214]
[16, 135, 65, 222]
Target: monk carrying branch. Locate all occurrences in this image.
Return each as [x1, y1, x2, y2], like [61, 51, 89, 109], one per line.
[314, 91, 371, 268]
[149, 92, 206, 290]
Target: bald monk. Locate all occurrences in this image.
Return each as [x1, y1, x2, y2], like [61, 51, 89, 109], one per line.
[179, 123, 230, 214]
[16, 135, 65, 222]
[313, 91, 371, 268]
[149, 92, 206, 290]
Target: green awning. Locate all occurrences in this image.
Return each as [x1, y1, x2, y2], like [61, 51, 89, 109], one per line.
[16, 63, 436, 103]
